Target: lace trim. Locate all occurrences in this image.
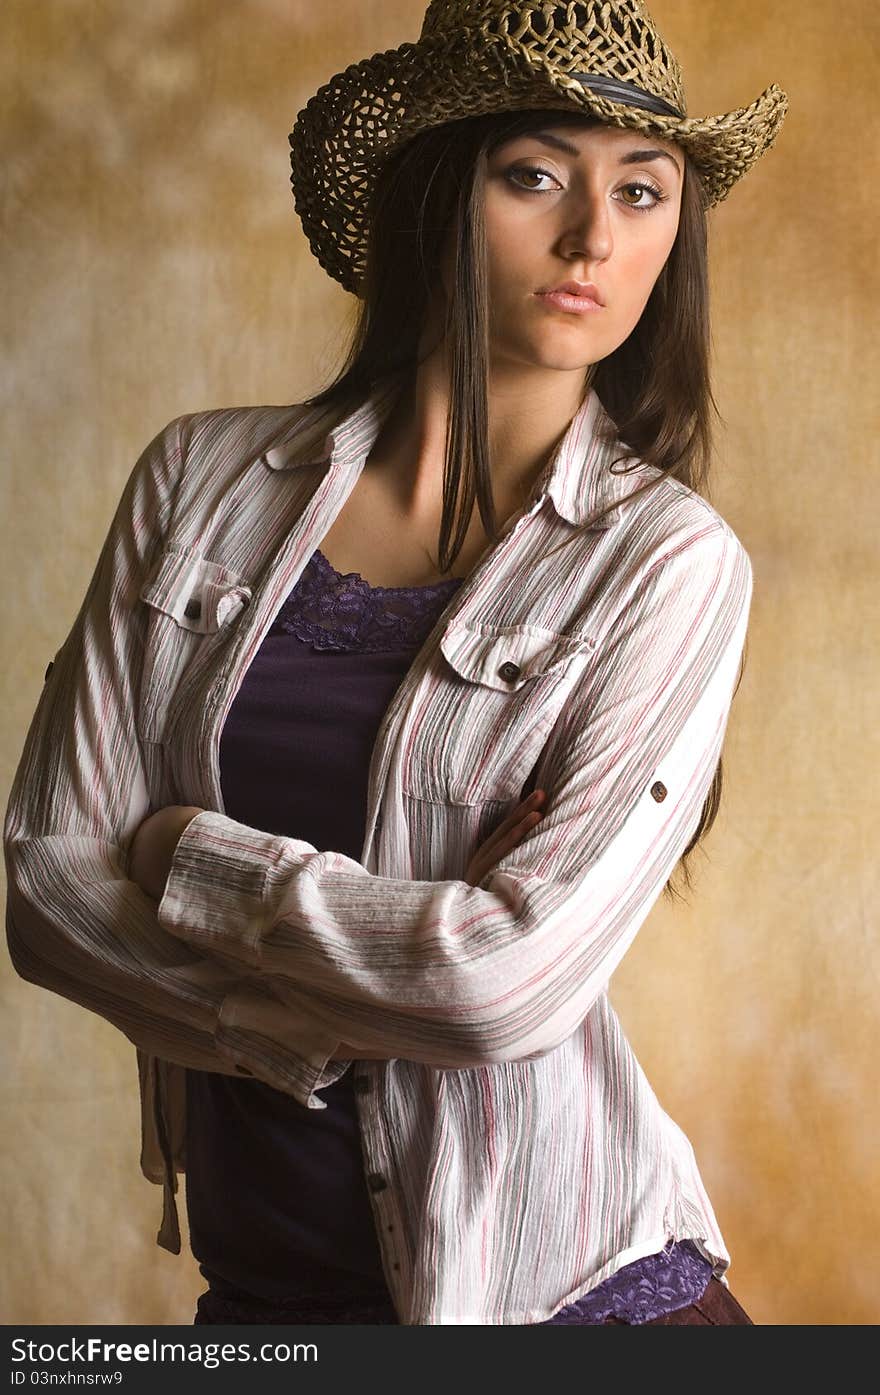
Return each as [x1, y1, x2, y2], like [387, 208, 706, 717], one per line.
[547, 1241, 714, 1324]
[269, 547, 465, 654]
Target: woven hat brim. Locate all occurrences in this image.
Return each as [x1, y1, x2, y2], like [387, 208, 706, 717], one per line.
[289, 30, 789, 294]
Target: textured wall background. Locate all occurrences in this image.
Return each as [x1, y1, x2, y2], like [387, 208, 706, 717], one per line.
[2, 1, 877, 1325]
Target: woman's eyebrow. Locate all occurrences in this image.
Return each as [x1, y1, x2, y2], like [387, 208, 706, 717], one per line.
[510, 130, 682, 176]
[618, 147, 682, 177]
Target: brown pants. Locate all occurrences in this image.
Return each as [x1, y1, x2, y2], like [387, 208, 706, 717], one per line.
[193, 1275, 753, 1325]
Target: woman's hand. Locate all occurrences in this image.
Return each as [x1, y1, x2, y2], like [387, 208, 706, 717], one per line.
[129, 804, 204, 901]
[464, 787, 546, 887]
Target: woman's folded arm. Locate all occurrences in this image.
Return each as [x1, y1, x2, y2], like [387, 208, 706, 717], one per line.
[157, 523, 753, 1070]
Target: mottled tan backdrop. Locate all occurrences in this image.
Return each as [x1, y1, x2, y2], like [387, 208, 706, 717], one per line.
[2, 1, 877, 1325]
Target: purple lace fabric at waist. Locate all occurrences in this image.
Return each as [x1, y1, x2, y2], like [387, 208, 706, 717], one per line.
[197, 1239, 714, 1325]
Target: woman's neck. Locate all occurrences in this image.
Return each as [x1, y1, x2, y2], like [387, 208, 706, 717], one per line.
[366, 336, 592, 528]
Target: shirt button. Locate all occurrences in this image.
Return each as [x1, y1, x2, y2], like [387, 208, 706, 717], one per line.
[650, 781, 667, 802]
[366, 1172, 388, 1193]
[184, 597, 202, 620]
[498, 660, 521, 682]
[352, 1073, 371, 1095]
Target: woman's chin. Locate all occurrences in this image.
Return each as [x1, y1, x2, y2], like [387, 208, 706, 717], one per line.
[488, 332, 602, 376]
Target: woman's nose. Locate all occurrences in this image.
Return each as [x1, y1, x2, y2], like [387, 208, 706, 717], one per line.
[557, 196, 613, 264]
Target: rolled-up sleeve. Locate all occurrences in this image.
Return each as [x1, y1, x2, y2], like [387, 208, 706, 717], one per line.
[4, 416, 345, 1108]
[157, 522, 753, 1067]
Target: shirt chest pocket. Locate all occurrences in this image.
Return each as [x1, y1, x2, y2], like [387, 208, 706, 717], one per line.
[402, 622, 595, 806]
[136, 546, 253, 745]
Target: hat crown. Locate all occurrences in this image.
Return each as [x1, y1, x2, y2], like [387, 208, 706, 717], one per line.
[419, 1, 687, 117]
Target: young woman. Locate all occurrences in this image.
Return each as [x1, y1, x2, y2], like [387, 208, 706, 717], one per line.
[5, 1, 788, 1325]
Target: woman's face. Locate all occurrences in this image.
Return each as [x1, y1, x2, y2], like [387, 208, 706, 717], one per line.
[441, 119, 685, 373]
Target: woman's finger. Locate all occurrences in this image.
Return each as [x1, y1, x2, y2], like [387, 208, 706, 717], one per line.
[466, 808, 544, 885]
[478, 795, 545, 858]
[478, 791, 546, 855]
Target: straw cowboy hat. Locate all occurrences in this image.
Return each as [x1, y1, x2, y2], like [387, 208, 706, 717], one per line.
[289, 0, 789, 295]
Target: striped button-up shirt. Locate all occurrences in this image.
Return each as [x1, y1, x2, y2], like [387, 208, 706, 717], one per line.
[4, 371, 753, 1324]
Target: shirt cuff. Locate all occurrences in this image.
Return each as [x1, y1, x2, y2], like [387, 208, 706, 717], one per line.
[215, 986, 353, 1110]
[156, 807, 312, 966]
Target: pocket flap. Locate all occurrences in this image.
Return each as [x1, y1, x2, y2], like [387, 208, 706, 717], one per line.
[439, 622, 594, 692]
[139, 547, 252, 634]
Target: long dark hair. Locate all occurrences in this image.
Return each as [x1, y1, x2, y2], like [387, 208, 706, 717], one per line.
[299, 106, 744, 899]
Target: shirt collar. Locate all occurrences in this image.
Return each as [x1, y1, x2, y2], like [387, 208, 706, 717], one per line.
[261, 371, 636, 530]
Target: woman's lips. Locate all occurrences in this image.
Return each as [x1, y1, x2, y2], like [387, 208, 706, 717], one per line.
[534, 291, 604, 314]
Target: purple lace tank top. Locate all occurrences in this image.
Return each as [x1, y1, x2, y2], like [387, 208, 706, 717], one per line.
[184, 546, 714, 1324]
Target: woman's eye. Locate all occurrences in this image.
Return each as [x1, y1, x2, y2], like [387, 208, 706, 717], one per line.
[617, 181, 667, 211]
[506, 164, 559, 192]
